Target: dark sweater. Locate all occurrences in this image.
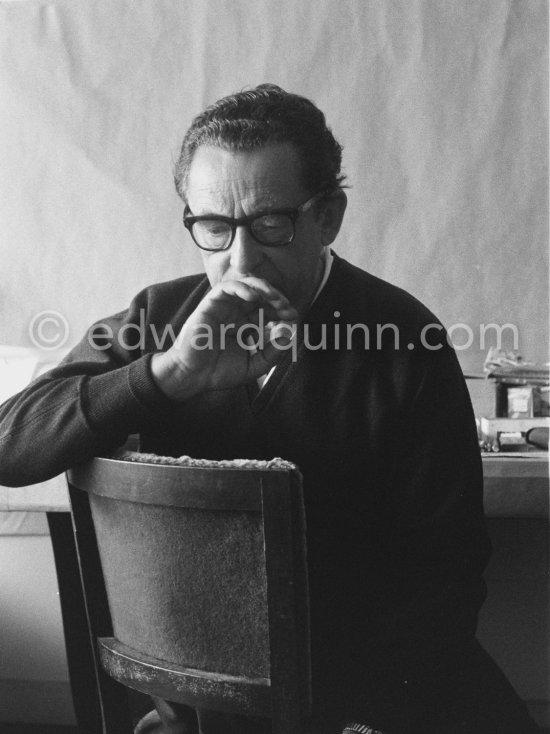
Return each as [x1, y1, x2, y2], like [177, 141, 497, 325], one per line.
[0, 254, 502, 729]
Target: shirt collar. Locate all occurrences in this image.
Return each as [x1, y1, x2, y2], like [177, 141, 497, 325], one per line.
[311, 247, 334, 305]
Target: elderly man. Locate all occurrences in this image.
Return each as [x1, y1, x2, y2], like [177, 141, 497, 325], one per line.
[0, 85, 539, 734]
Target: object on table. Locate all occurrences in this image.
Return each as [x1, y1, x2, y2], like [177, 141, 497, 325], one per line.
[483, 348, 550, 418]
[479, 417, 550, 453]
[525, 427, 549, 451]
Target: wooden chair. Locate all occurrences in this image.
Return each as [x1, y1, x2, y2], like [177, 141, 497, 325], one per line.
[65, 452, 311, 734]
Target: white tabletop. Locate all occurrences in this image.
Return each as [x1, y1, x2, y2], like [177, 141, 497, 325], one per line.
[0, 474, 69, 513]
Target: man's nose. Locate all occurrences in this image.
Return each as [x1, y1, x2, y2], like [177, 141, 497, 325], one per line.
[229, 225, 262, 274]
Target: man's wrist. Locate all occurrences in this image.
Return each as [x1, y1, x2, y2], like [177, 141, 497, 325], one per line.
[150, 352, 201, 402]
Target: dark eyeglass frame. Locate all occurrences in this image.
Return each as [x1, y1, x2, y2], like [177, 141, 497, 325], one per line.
[183, 190, 328, 252]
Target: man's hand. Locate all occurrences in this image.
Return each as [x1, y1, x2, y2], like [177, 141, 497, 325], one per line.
[150, 277, 298, 402]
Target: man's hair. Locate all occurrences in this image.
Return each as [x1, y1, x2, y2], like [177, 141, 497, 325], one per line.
[174, 83, 346, 201]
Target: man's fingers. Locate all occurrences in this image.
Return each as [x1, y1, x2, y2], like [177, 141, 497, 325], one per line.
[237, 276, 290, 308]
[248, 343, 281, 377]
[247, 320, 297, 375]
[216, 278, 294, 313]
[266, 320, 297, 344]
[204, 280, 298, 324]
[216, 280, 266, 302]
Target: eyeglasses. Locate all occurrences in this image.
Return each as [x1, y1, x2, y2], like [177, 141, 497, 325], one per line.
[183, 190, 327, 252]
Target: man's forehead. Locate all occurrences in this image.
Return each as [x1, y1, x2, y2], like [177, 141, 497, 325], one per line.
[186, 143, 305, 211]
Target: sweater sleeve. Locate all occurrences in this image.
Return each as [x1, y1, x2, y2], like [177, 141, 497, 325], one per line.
[0, 294, 175, 487]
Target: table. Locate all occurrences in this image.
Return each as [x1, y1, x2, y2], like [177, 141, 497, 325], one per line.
[482, 454, 548, 518]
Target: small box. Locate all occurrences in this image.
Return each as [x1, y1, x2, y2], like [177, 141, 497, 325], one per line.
[495, 383, 550, 418]
[507, 387, 533, 418]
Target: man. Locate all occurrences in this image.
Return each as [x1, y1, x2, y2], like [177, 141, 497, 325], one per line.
[0, 85, 539, 733]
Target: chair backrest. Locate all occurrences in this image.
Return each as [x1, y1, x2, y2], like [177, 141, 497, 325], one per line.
[67, 453, 311, 734]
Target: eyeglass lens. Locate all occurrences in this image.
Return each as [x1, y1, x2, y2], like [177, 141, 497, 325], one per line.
[192, 213, 295, 250]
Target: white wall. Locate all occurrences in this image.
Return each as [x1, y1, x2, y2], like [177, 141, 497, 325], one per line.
[0, 0, 547, 373]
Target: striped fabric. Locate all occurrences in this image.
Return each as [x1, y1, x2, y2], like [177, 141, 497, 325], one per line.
[343, 724, 386, 734]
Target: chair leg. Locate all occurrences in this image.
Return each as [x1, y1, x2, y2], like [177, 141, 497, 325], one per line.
[48, 511, 103, 733]
[48, 509, 134, 734]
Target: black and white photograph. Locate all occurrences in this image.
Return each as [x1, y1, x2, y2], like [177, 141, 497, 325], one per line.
[0, 2, 547, 733]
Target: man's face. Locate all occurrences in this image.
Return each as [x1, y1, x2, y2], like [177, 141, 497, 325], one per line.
[185, 143, 328, 314]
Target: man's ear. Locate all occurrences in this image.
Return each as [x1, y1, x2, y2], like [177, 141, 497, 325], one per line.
[319, 189, 347, 246]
